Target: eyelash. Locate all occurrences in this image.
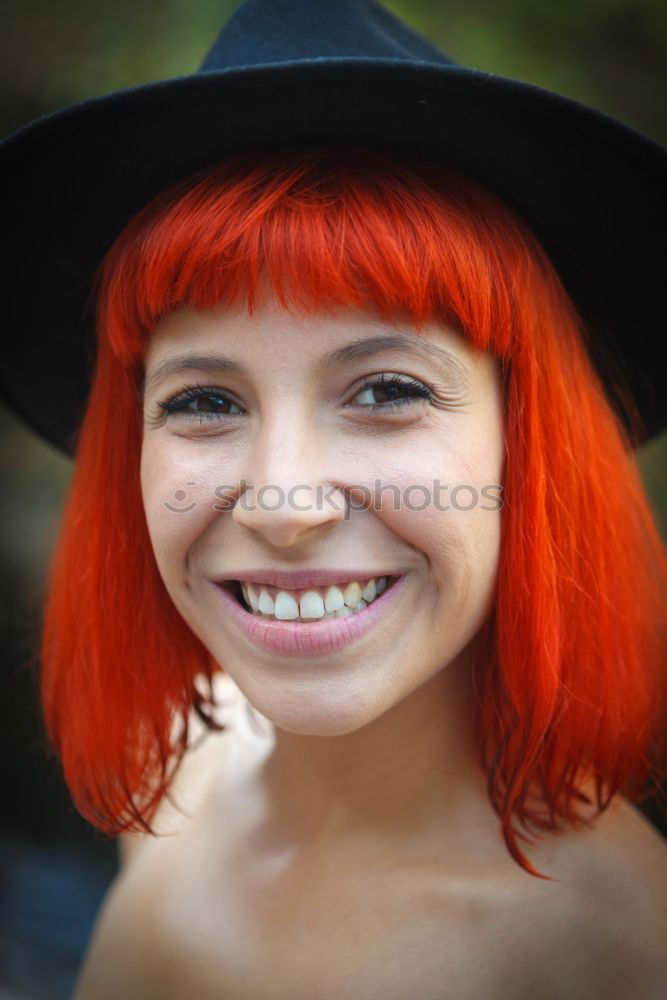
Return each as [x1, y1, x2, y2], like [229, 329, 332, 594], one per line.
[156, 373, 434, 423]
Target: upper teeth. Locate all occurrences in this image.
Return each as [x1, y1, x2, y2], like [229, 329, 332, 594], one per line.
[239, 576, 389, 620]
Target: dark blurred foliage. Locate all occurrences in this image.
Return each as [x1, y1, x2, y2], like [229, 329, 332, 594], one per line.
[0, 1, 665, 995]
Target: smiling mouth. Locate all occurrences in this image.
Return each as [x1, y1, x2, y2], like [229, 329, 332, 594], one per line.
[222, 576, 400, 622]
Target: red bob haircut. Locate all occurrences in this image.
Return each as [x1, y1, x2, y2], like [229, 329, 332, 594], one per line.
[38, 145, 666, 880]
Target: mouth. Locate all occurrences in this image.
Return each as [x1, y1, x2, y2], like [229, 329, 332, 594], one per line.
[223, 574, 401, 624]
[212, 572, 409, 658]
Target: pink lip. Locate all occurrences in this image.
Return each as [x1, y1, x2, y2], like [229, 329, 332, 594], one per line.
[212, 574, 409, 658]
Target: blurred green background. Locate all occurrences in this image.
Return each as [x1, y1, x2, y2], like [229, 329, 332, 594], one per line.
[0, 1, 665, 996]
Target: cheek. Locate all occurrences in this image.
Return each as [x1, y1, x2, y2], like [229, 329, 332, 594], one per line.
[372, 422, 503, 553]
[140, 442, 219, 584]
[452, 505, 501, 627]
[372, 423, 502, 632]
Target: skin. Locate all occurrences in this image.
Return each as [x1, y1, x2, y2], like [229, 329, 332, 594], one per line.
[139, 289, 507, 867]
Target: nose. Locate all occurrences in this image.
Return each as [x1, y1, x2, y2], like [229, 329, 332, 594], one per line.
[230, 412, 349, 548]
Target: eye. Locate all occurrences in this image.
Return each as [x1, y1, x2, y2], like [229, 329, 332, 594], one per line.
[152, 372, 435, 427]
[351, 373, 434, 412]
[155, 382, 243, 422]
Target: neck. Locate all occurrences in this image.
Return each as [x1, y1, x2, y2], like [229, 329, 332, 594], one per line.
[248, 642, 499, 864]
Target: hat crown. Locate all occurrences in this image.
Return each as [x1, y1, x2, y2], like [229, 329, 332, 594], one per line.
[199, 0, 457, 72]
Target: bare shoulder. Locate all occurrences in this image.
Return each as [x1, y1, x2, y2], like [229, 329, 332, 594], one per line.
[74, 761, 231, 998]
[76, 673, 274, 997]
[536, 795, 667, 1000]
[73, 674, 260, 1000]
[72, 851, 166, 999]
[577, 794, 667, 925]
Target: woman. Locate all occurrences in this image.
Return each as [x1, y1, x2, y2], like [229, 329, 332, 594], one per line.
[1, 1, 666, 997]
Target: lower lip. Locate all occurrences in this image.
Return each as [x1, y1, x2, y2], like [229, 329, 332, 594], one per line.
[212, 575, 409, 658]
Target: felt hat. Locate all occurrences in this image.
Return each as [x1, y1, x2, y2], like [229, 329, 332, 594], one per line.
[1, 0, 665, 454]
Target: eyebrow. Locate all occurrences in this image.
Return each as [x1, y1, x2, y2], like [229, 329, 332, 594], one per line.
[142, 333, 471, 396]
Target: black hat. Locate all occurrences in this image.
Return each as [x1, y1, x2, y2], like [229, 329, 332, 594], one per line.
[1, 0, 665, 454]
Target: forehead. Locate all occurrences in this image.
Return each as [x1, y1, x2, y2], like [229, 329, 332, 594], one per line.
[143, 299, 490, 395]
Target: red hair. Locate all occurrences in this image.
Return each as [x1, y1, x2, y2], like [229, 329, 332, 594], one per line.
[39, 145, 667, 879]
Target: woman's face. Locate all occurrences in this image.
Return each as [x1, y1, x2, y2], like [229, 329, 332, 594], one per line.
[140, 294, 505, 735]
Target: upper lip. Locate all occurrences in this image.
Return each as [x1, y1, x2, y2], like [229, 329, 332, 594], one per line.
[213, 569, 403, 590]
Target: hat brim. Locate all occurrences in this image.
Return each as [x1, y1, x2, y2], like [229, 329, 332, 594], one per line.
[1, 59, 665, 454]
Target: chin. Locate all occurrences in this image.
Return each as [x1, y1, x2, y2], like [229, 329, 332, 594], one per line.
[232, 679, 399, 738]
